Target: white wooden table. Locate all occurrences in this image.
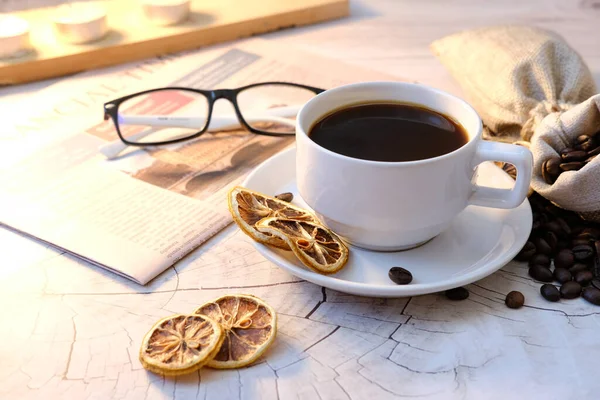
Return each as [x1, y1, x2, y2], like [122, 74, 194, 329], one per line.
[2, 1, 600, 399]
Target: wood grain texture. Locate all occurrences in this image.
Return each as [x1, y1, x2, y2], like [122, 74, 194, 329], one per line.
[0, 0, 349, 85]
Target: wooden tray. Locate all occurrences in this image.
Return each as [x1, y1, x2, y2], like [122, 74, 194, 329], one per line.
[0, 0, 349, 85]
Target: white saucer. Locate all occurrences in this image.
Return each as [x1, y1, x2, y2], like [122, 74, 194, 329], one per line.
[243, 147, 532, 298]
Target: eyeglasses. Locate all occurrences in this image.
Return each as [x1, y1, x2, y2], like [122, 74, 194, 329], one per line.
[101, 82, 325, 158]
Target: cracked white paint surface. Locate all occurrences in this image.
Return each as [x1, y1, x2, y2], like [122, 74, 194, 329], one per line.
[2, 223, 600, 400]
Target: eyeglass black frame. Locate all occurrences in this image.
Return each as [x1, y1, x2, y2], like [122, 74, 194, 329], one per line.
[103, 81, 326, 146]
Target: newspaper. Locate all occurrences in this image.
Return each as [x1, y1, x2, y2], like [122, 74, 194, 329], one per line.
[0, 39, 396, 285]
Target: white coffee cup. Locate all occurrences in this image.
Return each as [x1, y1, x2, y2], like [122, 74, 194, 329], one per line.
[296, 81, 532, 251]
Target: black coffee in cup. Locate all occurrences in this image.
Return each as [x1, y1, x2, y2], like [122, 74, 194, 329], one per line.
[308, 102, 469, 162]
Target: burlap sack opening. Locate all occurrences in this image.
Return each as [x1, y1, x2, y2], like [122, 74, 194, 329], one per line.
[431, 25, 599, 220]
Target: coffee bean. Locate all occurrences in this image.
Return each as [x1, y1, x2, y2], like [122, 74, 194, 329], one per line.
[560, 147, 574, 156]
[515, 241, 536, 261]
[560, 161, 584, 171]
[593, 241, 600, 278]
[542, 158, 560, 184]
[505, 291, 525, 309]
[445, 287, 469, 301]
[585, 154, 597, 163]
[560, 281, 582, 299]
[582, 227, 600, 239]
[529, 265, 553, 282]
[571, 238, 591, 247]
[571, 226, 585, 237]
[573, 244, 594, 261]
[545, 157, 561, 176]
[574, 270, 593, 286]
[543, 231, 558, 250]
[587, 145, 600, 157]
[576, 233, 596, 243]
[544, 221, 563, 236]
[553, 268, 572, 284]
[561, 149, 587, 162]
[575, 135, 596, 152]
[591, 279, 600, 290]
[532, 237, 552, 255]
[557, 240, 570, 250]
[535, 212, 551, 225]
[582, 287, 600, 306]
[569, 263, 588, 275]
[554, 249, 575, 269]
[275, 192, 293, 202]
[529, 253, 551, 267]
[540, 284, 560, 302]
[388, 267, 413, 285]
[555, 218, 572, 236]
[502, 162, 517, 179]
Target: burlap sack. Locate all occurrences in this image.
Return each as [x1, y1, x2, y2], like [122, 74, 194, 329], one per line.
[530, 96, 600, 219]
[431, 25, 600, 220]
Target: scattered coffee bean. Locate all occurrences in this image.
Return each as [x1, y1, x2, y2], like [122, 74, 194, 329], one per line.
[569, 263, 588, 275]
[445, 287, 469, 301]
[560, 281, 582, 299]
[275, 192, 293, 202]
[573, 244, 594, 261]
[574, 270, 593, 286]
[514, 191, 600, 306]
[529, 253, 551, 267]
[561, 150, 587, 162]
[540, 284, 560, 302]
[555, 218, 571, 236]
[505, 291, 525, 309]
[388, 267, 413, 285]
[544, 221, 563, 236]
[582, 227, 600, 239]
[532, 237, 552, 255]
[554, 249, 574, 269]
[571, 238, 590, 247]
[502, 162, 517, 179]
[516, 241, 536, 261]
[553, 268, 572, 284]
[543, 231, 558, 250]
[582, 287, 600, 306]
[529, 265, 553, 282]
[560, 161, 584, 171]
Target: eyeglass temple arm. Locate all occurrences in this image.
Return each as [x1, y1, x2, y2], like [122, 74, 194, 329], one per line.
[99, 106, 300, 159]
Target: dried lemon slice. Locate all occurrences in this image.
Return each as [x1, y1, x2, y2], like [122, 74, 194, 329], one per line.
[139, 314, 224, 376]
[256, 217, 349, 274]
[194, 294, 277, 369]
[228, 186, 316, 249]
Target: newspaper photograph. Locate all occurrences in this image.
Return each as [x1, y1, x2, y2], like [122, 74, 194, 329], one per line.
[0, 39, 397, 285]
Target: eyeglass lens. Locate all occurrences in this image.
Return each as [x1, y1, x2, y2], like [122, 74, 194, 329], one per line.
[236, 83, 318, 134]
[114, 84, 318, 144]
[116, 89, 210, 144]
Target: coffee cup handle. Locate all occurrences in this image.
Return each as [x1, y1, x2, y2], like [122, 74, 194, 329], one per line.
[468, 141, 533, 209]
